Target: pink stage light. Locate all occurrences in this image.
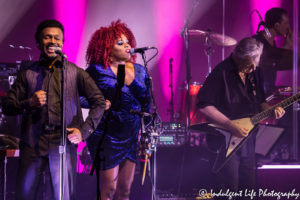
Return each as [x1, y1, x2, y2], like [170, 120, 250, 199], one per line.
[53, 0, 88, 173]
[153, 0, 185, 106]
[250, 0, 282, 35]
[53, 0, 87, 65]
[77, 141, 88, 173]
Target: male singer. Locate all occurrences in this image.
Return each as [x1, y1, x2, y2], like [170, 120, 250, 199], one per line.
[2, 19, 106, 200]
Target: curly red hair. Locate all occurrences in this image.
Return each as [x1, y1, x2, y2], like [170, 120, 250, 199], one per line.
[86, 19, 137, 67]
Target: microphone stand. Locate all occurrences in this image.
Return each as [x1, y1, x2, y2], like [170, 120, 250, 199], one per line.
[204, 30, 213, 75]
[59, 56, 67, 200]
[140, 51, 161, 200]
[178, 0, 200, 196]
[132, 111, 156, 186]
[168, 58, 174, 122]
[90, 64, 125, 200]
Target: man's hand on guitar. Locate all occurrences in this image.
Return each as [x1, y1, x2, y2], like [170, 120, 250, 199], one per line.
[225, 120, 249, 138]
[274, 107, 285, 119]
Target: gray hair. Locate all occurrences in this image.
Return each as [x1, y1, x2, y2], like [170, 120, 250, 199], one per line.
[233, 37, 263, 65]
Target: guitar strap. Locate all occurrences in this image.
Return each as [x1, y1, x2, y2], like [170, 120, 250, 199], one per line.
[248, 72, 257, 97]
[237, 72, 261, 114]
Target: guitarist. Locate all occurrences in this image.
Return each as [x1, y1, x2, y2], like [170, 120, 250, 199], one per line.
[197, 38, 285, 199]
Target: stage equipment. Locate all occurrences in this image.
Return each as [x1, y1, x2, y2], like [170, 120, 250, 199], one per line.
[0, 63, 21, 139]
[255, 124, 285, 156]
[0, 148, 19, 200]
[158, 122, 186, 147]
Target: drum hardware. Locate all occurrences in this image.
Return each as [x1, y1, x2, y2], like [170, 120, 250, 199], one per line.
[180, 82, 206, 125]
[266, 86, 300, 103]
[9, 44, 33, 61]
[189, 29, 237, 76]
[188, 29, 237, 47]
[204, 31, 214, 75]
[180, 29, 237, 127]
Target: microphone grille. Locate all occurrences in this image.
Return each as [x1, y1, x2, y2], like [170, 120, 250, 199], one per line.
[129, 48, 135, 55]
[55, 46, 62, 51]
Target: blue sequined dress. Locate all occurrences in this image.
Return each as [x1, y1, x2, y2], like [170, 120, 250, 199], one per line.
[85, 63, 151, 170]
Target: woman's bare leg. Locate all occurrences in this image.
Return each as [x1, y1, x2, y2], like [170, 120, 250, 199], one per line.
[99, 165, 119, 200]
[114, 160, 136, 200]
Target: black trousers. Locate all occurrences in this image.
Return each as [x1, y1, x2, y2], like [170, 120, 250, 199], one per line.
[16, 142, 77, 200]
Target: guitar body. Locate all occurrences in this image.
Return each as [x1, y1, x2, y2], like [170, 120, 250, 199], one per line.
[209, 117, 254, 155]
[227, 118, 255, 156]
[191, 117, 257, 173]
[209, 118, 258, 173]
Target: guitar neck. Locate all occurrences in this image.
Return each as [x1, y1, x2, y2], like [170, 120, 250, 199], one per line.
[251, 92, 300, 125]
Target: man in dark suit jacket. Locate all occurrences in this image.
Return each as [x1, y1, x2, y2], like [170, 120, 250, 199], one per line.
[2, 19, 106, 200]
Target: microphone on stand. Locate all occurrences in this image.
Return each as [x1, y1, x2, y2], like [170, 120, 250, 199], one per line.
[129, 47, 156, 55]
[255, 10, 272, 38]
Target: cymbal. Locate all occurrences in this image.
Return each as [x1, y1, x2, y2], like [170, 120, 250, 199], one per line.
[188, 29, 237, 46]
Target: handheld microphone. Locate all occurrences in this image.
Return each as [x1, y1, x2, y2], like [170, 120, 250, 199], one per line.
[129, 47, 155, 55]
[53, 47, 67, 58]
[255, 10, 272, 38]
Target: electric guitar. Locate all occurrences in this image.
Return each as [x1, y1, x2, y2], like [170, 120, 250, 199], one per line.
[190, 91, 300, 173]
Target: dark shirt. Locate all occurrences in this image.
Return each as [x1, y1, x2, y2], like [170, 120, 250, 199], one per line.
[197, 55, 265, 119]
[33, 57, 63, 126]
[2, 56, 106, 151]
[197, 55, 266, 157]
[253, 32, 296, 96]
